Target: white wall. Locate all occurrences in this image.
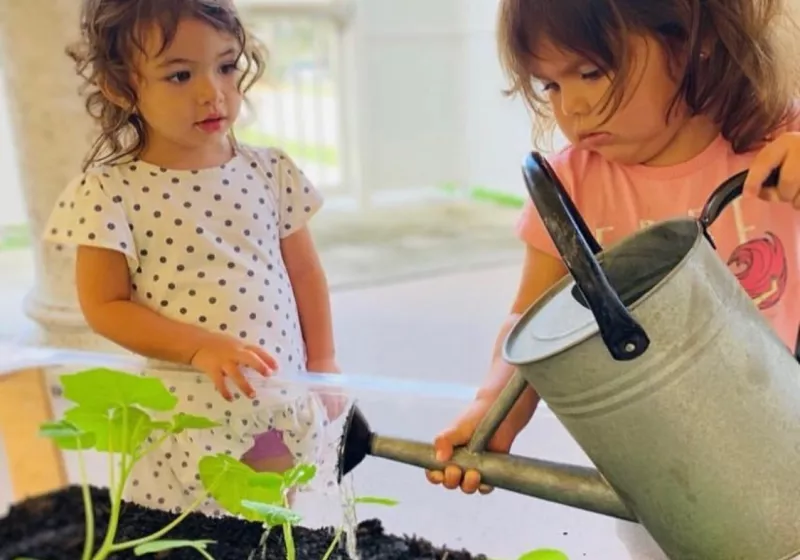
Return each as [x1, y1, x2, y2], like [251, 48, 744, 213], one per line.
[349, 0, 465, 192]
[349, 0, 567, 198]
[0, 61, 24, 227]
[459, 0, 537, 196]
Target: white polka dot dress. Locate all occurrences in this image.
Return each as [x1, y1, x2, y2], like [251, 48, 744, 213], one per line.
[43, 144, 343, 514]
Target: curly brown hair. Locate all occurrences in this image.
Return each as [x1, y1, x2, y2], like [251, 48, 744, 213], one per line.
[497, 0, 800, 153]
[67, 0, 267, 170]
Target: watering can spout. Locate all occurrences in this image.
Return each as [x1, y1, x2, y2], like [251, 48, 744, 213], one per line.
[337, 405, 636, 522]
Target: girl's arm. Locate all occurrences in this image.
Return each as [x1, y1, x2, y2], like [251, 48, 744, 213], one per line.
[477, 244, 567, 406]
[75, 245, 212, 364]
[280, 226, 337, 371]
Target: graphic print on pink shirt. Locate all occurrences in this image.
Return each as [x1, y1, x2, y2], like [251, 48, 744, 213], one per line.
[728, 232, 788, 310]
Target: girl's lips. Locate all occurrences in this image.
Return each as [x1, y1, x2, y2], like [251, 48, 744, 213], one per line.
[196, 117, 226, 133]
[577, 131, 613, 149]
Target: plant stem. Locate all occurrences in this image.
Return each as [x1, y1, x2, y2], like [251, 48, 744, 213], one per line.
[197, 547, 216, 560]
[320, 526, 344, 560]
[282, 494, 295, 560]
[134, 432, 171, 461]
[94, 410, 134, 559]
[78, 450, 95, 560]
[109, 478, 221, 552]
[282, 523, 295, 560]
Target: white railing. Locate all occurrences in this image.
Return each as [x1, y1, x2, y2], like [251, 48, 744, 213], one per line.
[237, 1, 355, 195]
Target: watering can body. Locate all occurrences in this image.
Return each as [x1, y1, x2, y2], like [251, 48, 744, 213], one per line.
[503, 216, 800, 560]
[336, 153, 800, 560]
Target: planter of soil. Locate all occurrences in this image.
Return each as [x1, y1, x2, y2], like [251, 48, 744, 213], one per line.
[0, 486, 487, 560]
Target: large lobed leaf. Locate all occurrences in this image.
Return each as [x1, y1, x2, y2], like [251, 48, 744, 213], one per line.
[60, 368, 178, 411]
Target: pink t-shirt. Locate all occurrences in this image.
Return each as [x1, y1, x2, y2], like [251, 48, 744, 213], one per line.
[518, 114, 800, 351]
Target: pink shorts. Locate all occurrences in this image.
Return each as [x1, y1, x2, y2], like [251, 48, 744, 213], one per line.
[241, 429, 290, 461]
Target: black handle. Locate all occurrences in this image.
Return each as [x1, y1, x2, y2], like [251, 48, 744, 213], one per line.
[521, 152, 649, 361]
[699, 167, 781, 229]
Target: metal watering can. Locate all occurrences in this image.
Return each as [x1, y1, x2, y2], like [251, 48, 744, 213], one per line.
[336, 152, 800, 560]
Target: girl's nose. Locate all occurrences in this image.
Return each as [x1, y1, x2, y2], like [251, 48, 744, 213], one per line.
[560, 86, 592, 117]
[196, 75, 223, 105]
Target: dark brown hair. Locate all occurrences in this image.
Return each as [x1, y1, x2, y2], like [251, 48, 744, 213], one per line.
[497, 0, 799, 153]
[67, 0, 267, 170]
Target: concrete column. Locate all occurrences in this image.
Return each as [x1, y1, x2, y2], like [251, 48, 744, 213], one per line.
[0, 2, 142, 496]
[0, 0, 102, 348]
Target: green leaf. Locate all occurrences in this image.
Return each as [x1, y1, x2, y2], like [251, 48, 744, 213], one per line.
[241, 500, 302, 526]
[354, 496, 399, 507]
[249, 471, 286, 493]
[517, 549, 570, 560]
[61, 368, 178, 411]
[171, 412, 221, 433]
[133, 539, 215, 555]
[198, 455, 283, 521]
[282, 463, 317, 488]
[64, 405, 155, 455]
[39, 420, 96, 451]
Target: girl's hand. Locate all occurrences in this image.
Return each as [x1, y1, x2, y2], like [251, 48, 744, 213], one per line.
[426, 392, 529, 495]
[191, 333, 278, 401]
[745, 132, 800, 207]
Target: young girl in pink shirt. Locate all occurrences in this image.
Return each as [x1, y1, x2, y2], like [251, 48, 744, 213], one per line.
[427, 0, 800, 556]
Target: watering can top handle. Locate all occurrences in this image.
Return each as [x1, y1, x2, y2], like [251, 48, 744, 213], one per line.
[699, 167, 781, 229]
[521, 152, 650, 362]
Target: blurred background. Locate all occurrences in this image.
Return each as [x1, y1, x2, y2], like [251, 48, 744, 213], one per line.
[0, 1, 651, 559]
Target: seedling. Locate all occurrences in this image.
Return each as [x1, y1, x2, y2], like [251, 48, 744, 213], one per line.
[35, 368, 225, 560]
[198, 453, 399, 560]
[28, 367, 531, 560]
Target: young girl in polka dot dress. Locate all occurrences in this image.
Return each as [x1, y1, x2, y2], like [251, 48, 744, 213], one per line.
[43, 0, 346, 514]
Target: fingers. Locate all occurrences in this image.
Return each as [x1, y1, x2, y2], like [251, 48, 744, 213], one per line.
[744, 136, 787, 196]
[433, 420, 475, 462]
[426, 430, 457, 486]
[433, 432, 456, 463]
[443, 464, 464, 490]
[234, 347, 274, 377]
[425, 465, 494, 494]
[209, 369, 233, 402]
[425, 468, 443, 485]
[781, 148, 800, 209]
[221, 360, 255, 399]
[427, 425, 497, 495]
[745, 132, 800, 206]
[247, 345, 280, 373]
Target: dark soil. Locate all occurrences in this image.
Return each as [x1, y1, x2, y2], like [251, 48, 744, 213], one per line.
[0, 486, 487, 560]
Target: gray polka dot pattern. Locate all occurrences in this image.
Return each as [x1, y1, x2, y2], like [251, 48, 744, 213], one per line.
[42, 145, 338, 513]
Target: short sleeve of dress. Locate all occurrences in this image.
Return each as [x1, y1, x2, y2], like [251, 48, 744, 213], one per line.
[515, 148, 580, 259]
[42, 171, 138, 264]
[263, 148, 324, 238]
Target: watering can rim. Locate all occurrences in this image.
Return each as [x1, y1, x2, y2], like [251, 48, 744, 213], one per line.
[502, 217, 704, 367]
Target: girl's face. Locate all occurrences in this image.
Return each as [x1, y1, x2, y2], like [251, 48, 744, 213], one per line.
[531, 34, 717, 166]
[131, 17, 244, 165]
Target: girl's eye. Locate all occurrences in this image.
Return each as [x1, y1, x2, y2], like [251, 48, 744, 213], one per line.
[580, 68, 603, 81]
[220, 62, 239, 75]
[539, 81, 559, 94]
[167, 70, 191, 83]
